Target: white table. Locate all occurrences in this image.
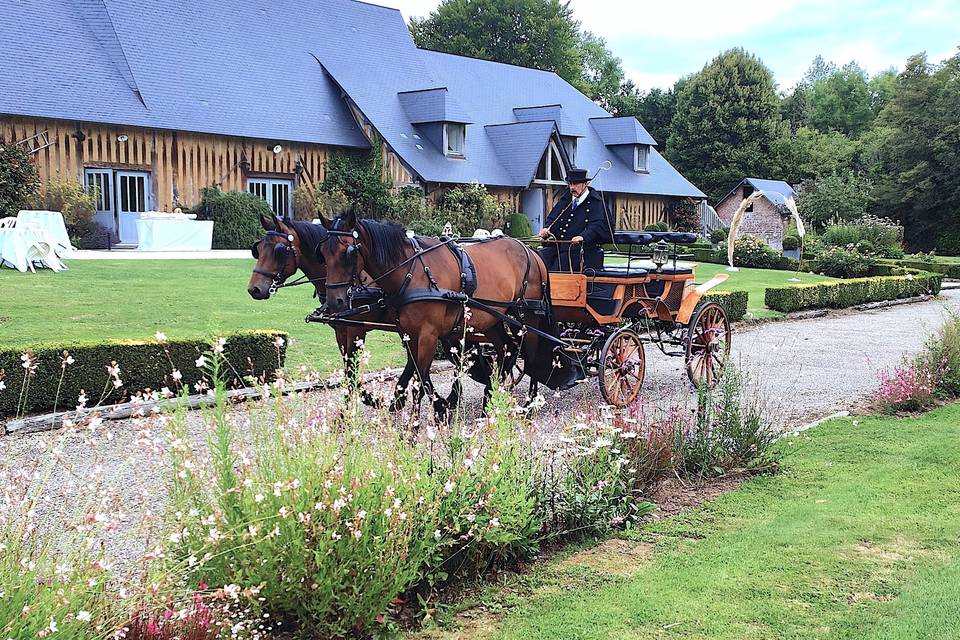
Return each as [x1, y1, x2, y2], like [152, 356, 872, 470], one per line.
[0, 225, 66, 272]
[17, 210, 72, 253]
[136, 218, 214, 251]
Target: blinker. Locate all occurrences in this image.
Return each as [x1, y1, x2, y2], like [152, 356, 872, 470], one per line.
[250, 242, 260, 259]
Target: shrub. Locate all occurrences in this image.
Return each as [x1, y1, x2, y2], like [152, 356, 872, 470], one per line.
[703, 290, 749, 322]
[435, 183, 505, 234]
[709, 227, 729, 244]
[26, 178, 97, 226]
[667, 199, 700, 233]
[69, 219, 114, 249]
[391, 185, 429, 226]
[192, 188, 272, 249]
[813, 245, 874, 278]
[782, 235, 800, 251]
[0, 330, 286, 417]
[0, 142, 40, 215]
[506, 212, 532, 238]
[854, 239, 876, 255]
[719, 235, 781, 269]
[644, 221, 669, 232]
[935, 223, 960, 256]
[764, 272, 943, 313]
[889, 257, 960, 279]
[820, 215, 904, 258]
[875, 362, 941, 413]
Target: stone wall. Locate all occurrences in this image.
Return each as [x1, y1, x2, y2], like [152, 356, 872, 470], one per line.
[716, 186, 789, 250]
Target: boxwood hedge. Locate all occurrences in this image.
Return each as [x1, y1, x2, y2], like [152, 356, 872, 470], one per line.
[0, 330, 286, 418]
[703, 290, 749, 322]
[765, 272, 943, 313]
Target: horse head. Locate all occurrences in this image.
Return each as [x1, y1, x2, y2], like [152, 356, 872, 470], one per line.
[316, 207, 367, 313]
[247, 213, 306, 300]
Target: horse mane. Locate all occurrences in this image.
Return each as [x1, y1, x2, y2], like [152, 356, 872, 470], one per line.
[285, 218, 328, 261]
[358, 218, 412, 270]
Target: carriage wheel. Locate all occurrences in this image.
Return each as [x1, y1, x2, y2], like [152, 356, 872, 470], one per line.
[685, 301, 731, 388]
[599, 328, 646, 407]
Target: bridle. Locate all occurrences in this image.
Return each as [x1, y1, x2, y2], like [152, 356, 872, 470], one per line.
[250, 229, 328, 296]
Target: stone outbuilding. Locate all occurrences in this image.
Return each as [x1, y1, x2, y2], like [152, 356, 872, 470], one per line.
[715, 178, 796, 250]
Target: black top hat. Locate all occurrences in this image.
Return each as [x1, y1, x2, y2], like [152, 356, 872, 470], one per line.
[565, 168, 590, 183]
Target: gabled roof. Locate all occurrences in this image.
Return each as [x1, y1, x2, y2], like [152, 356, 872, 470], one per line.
[513, 105, 586, 137]
[1, 0, 705, 199]
[1, 0, 371, 147]
[720, 178, 797, 207]
[484, 121, 559, 186]
[398, 88, 472, 124]
[590, 116, 657, 146]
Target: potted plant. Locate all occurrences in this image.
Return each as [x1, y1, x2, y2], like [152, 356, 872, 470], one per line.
[709, 226, 728, 250]
[782, 234, 801, 260]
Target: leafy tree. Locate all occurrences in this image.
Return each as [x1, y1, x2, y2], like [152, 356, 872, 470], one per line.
[608, 82, 682, 150]
[576, 31, 626, 108]
[807, 62, 874, 136]
[0, 142, 40, 215]
[781, 56, 838, 131]
[410, 0, 582, 86]
[796, 172, 873, 230]
[782, 126, 863, 183]
[666, 49, 788, 201]
[873, 52, 960, 248]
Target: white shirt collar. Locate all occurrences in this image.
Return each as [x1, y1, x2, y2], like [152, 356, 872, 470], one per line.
[572, 189, 589, 209]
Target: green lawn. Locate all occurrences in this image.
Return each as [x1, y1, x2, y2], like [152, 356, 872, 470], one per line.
[693, 262, 834, 319]
[0, 258, 832, 371]
[0, 259, 403, 372]
[478, 406, 960, 639]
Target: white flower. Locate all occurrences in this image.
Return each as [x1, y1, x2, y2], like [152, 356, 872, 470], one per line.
[76, 610, 92, 623]
[195, 355, 208, 368]
[48, 617, 58, 633]
[154, 331, 167, 343]
[274, 336, 286, 348]
[0, 380, 6, 391]
[113, 378, 123, 389]
[443, 480, 456, 494]
[490, 517, 500, 527]
[434, 529, 442, 540]
[213, 337, 227, 354]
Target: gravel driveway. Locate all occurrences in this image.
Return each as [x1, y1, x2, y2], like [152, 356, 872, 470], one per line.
[4, 290, 959, 579]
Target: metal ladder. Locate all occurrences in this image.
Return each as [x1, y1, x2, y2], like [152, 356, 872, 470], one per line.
[15, 130, 53, 154]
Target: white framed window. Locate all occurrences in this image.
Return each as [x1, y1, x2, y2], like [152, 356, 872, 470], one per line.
[533, 140, 567, 185]
[248, 177, 293, 216]
[561, 136, 577, 165]
[444, 123, 466, 157]
[634, 144, 649, 172]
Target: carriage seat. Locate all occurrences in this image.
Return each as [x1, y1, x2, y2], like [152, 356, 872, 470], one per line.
[590, 265, 650, 278]
[612, 231, 699, 245]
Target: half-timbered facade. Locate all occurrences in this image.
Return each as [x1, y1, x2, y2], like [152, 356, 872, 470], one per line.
[2, 0, 704, 244]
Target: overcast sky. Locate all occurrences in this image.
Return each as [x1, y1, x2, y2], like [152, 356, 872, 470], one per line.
[374, 0, 960, 91]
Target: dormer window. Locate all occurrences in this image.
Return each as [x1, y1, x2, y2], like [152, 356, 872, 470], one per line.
[562, 136, 577, 165]
[444, 123, 466, 157]
[634, 144, 649, 172]
[534, 140, 567, 185]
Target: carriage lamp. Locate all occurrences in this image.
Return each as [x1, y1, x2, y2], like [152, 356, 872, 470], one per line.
[652, 240, 670, 270]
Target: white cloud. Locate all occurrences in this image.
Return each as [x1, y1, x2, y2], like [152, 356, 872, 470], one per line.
[624, 68, 683, 92]
[372, 0, 438, 20]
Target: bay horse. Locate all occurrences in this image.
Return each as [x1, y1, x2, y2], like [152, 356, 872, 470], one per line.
[246, 213, 492, 410]
[316, 209, 563, 419]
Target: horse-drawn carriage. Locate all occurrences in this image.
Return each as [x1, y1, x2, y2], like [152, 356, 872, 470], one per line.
[248, 212, 732, 414]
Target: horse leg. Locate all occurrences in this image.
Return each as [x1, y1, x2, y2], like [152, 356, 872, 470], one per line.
[388, 358, 416, 412]
[409, 331, 446, 423]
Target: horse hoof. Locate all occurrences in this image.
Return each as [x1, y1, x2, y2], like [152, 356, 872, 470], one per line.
[360, 391, 382, 409]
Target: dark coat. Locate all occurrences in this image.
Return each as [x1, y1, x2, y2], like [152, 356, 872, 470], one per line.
[539, 188, 611, 272]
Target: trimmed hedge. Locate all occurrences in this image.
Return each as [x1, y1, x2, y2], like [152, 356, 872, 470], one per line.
[888, 259, 960, 279]
[764, 273, 943, 313]
[192, 188, 273, 249]
[0, 331, 287, 418]
[703, 290, 749, 322]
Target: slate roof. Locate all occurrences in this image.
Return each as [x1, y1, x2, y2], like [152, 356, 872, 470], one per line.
[590, 116, 657, 146]
[720, 178, 797, 207]
[2, 0, 705, 198]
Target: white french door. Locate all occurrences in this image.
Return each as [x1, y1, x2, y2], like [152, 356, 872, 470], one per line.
[116, 171, 151, 243]
[84, 169, 115, 235]
[84, 168, 152, 244]
[248, 177, 293, 217]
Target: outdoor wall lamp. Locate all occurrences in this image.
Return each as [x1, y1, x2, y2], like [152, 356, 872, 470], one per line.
[117, 134, 128, 142]
[652, 240, 670, 270]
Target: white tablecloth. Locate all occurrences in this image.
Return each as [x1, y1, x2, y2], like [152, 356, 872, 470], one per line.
[136, 218, 214, 251]
[17, 210, 72, 253]
[0, 226, 66, 272]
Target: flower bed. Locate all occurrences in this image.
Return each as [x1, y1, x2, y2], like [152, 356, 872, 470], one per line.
[0, 330, 286, 417]
[764, 272, 943, 313]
